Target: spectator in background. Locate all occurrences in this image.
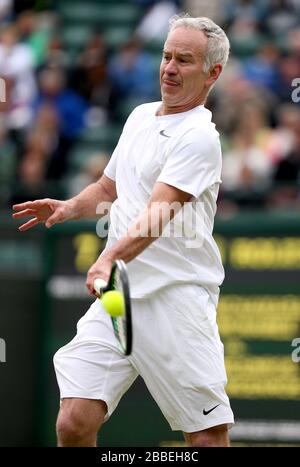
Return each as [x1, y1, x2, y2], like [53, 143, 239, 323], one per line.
[183, 0, 224, 25]
[242, 42, 280, 95]
[224, 0, 269, 28]
[0, 114, 17, 207]
[67, 152, 110, 199]
[270, 104, 300, 161]
[10, 103, 62, 204]
[134, 0, 179, 42]
[277, 53, 300, 102]
[224, 0, 269, 57]
[0, 0, 12, 22]
[22, 103, 59, 176]
[221, 102, 274, 206]
[210, 73, 274, 137]
[72, 32, 110, 110]
[265, 0, 299, 36]
[33, 67, 88, 179]
[108, 37, 157, 120]
[0, 24, 37, 144]
[45, 34, 69, 69]
[271, 117, 300, 207]
[16, 10, 51, 67]
[287, 27, 300, 55]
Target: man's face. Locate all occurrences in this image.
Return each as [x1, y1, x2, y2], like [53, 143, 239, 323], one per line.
[160, 27, 219, 113]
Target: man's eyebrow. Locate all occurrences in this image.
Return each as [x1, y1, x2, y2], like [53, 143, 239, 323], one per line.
[178, 51, 194, 57]
[162, 50, 194, 57]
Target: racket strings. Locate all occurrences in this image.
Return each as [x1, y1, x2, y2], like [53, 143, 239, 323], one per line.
[112, 270, 127, 352]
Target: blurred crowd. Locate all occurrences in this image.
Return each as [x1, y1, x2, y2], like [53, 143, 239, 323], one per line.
[0, 0, 300, 213]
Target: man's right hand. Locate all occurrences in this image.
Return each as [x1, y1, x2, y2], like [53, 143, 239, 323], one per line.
[12, 198, 76, 231]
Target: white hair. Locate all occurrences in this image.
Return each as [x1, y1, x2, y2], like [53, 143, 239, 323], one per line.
[169, 14, 230, 73]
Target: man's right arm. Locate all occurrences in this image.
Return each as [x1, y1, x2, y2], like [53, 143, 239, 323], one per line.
[71, 174, 117, 220]
[12, 174, 117, 231]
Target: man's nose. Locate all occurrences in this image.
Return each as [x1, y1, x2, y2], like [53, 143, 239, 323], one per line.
[164, 58, 178, 75]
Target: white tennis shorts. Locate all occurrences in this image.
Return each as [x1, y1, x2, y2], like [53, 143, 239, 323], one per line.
[54, 284, 234, 432]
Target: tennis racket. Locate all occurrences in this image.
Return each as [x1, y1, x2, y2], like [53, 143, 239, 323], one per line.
[93, 260, 132, 356]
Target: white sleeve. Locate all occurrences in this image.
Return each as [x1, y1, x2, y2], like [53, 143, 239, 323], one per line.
[104, 105, 143, 181]
[103, 144, 119, 181]
[156, 128, 221, 198]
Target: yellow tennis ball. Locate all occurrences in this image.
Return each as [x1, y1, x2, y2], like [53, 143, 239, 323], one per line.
[101, 290, 125, 317]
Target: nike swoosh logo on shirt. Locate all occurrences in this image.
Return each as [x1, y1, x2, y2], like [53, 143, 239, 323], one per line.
[203, 404, 220, 416]
[159, 130, 171, 138]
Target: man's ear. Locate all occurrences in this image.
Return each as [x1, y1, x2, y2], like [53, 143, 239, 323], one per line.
[206, 64, 223, 87]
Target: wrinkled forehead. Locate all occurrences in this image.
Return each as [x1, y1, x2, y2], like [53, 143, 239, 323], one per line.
[164, 27, 207, 56]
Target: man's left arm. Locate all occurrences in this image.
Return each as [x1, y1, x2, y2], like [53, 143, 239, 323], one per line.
[86, 182, 192, 294]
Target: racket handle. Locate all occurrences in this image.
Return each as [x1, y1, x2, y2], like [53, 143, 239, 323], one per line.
[93, 278, 108, 295]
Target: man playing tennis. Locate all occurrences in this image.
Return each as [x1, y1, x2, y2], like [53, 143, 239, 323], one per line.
[13, 15, 234, 446]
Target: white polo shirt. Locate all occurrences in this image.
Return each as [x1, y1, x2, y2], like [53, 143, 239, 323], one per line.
[103, 102, 224, 303]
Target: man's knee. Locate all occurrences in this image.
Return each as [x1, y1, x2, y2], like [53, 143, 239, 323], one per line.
[184, 423, 230, 447]
[56, 413, 84, 443]
[56, 398, 107, 445]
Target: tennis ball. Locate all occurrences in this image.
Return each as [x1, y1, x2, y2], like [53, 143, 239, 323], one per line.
[101, 290, 125, 317]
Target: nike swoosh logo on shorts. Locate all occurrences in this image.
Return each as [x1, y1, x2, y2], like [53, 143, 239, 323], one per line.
[159, 130, 171, 138]
[203, 404, 220, 416]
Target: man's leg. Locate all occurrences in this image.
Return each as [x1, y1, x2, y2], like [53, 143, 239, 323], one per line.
[130, 286, 234, 445]
[183, 424, 230, 447]
[53, 300, 138, 447]
[56, 398, 107, 447]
